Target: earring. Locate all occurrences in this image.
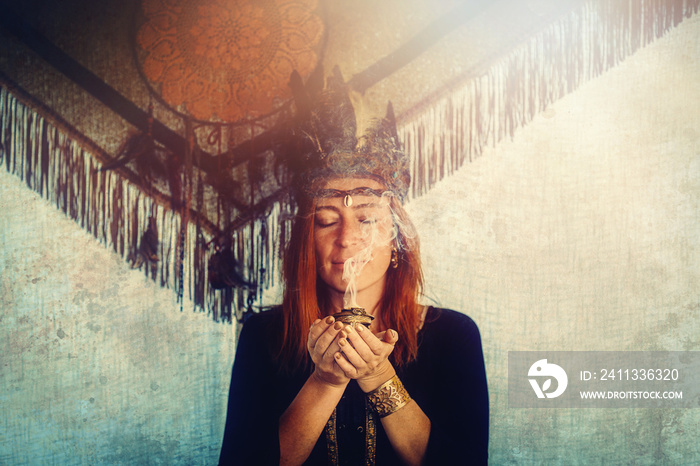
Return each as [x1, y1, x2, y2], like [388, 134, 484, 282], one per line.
[390, 247, 399, 269]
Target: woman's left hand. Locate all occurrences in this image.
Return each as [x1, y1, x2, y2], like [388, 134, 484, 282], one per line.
[334, 325, 399, 392]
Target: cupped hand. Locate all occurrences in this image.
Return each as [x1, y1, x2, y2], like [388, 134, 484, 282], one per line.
[334, 325, 399, 392]
[307, 316, 351, 387]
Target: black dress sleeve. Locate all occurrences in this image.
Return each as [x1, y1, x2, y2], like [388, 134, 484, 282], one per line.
[219, 312, 280, 465]
[406, 309, 489, 465]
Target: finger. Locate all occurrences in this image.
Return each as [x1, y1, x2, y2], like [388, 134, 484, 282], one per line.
[343, 325, 376, 361]
[308, 319, 322, 339]
[327, 332, 345, 357]
[384, 329, 399, 344]
[338, 336, 367, 370]
[372, 329, 399, 343]
[371, 329, 399, 346]
[354, 324, 391, 354]
[334, 351, 358, 378]
[315, 321, 345, 356]
[316, 334, 344, 375]
[309, 316, 333, 341]
[307, 316, 333, 352]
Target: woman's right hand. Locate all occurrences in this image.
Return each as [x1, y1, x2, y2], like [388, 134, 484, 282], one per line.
[307, 316, 350, 387]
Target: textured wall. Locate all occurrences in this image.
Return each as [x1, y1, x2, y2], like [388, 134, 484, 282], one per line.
[1, 11, 699, 466]
[0, 171, 236, 464]
[409, 12, 700, 465]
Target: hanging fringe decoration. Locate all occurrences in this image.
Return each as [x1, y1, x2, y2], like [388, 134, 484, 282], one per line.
[0, 82, 181, 295]
[399, 0, 700, 198]
[1, 0, 696, 324]
[0, 79, 292, 322]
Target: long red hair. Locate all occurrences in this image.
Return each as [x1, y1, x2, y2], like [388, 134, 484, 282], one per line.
[277, 193, 424, 372]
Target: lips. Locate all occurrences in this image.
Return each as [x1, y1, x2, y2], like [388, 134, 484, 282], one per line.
[331, 260, 347, 269]
[331, 257, 354, 269]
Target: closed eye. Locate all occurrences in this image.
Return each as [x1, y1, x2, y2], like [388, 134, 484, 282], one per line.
[315, 219, 337, 228]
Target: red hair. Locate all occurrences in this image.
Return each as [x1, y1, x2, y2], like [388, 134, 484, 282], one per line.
[277, 194, 424, 372]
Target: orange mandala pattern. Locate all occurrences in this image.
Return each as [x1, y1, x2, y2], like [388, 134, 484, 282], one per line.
[137, 0, 324, 122]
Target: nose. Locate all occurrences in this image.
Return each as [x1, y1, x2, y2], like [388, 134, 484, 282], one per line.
[336, 220, 361, 248]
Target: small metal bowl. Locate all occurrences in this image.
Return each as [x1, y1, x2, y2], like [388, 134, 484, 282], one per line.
[331, 307, 374, 328]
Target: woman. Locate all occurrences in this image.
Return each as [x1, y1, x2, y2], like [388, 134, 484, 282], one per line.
[219, 78, 488, 465]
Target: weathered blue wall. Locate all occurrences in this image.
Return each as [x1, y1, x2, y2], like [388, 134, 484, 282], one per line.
[0, 175, 235, 465]
[409, 13, 700, 465]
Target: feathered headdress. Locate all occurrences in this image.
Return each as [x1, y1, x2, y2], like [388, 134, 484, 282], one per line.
[287, 66, 410, 202]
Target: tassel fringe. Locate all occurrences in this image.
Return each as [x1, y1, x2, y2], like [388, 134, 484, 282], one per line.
[400, 0, 700, 198]
[1, 0, 696, 322]
[0, 81, 289, 322]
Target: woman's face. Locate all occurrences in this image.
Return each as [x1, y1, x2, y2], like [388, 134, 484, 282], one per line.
[314, 178, 395, 300]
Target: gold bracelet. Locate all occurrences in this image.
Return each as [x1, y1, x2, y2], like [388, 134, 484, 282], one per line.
[366, 375, 411, 418]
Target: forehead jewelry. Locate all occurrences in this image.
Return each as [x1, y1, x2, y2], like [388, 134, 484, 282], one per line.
[316, 187, 385, 205]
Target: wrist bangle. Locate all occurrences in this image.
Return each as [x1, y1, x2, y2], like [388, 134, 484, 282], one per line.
[366, 375, 411, 418]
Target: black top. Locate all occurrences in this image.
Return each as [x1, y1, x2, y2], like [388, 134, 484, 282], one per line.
[219, 307, 489, 465]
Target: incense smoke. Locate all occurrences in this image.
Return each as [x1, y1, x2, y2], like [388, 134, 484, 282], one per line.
[341, 192, 402, 309]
